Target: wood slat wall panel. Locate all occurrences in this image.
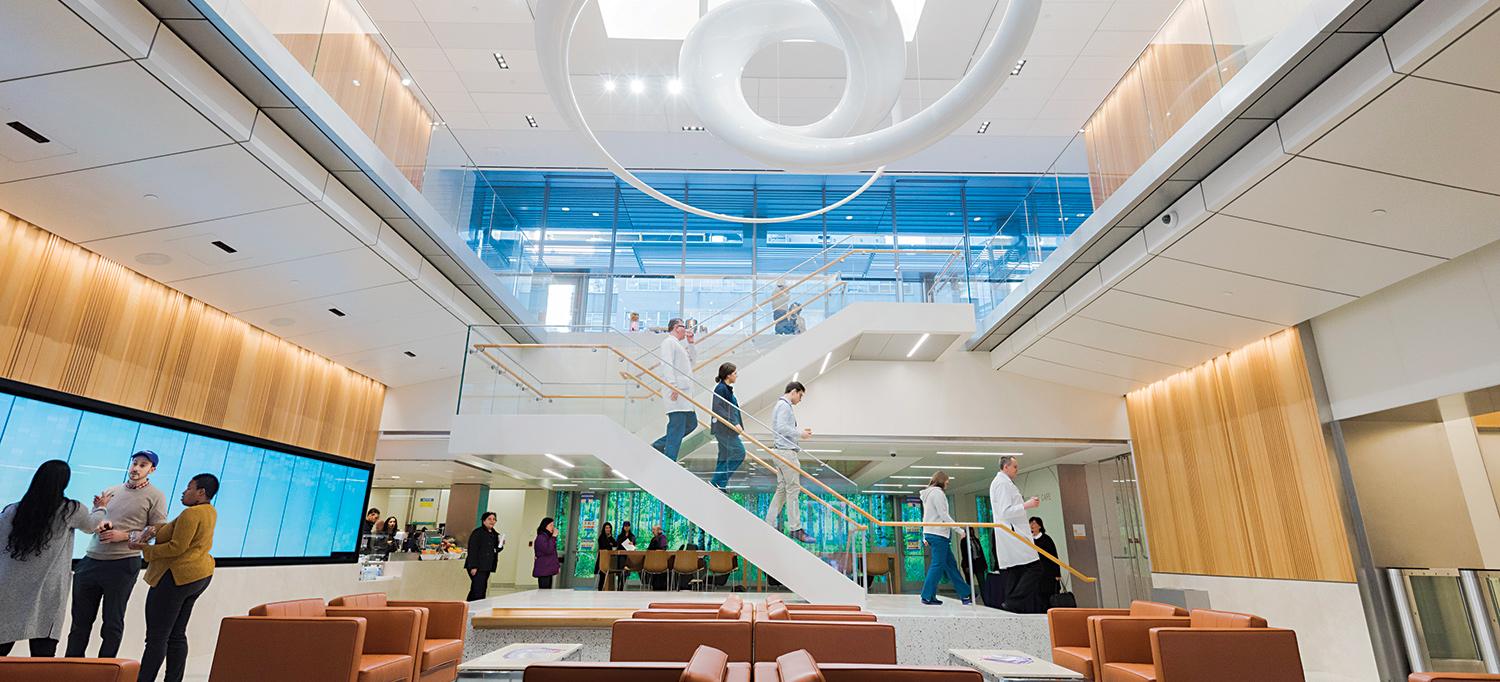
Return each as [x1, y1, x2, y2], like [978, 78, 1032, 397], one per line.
[1127, 328, 1355, 582]
[0, 210, 384, 462]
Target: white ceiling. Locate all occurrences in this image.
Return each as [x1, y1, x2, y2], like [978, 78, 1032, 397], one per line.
[360, 0, 1180, 171]
[0, 0, 493, 388]
[993, 6, 1500, 396]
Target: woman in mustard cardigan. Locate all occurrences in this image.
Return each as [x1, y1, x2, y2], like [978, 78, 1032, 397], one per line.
[129, 473, 218, 682]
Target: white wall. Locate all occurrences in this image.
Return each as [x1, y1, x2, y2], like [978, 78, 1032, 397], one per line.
[1152, 573, 1378, 682]
[783, 348, 1130, 440]
[380, 374, 462, 431]
[1313, 238, 1500, 419]
[484, 489, 534, 586]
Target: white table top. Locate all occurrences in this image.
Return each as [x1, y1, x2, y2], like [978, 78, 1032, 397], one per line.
[459, 643, 583, 671]
[948, 650, 1085, 680]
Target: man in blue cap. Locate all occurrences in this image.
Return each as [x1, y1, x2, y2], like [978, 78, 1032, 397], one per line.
[65, 450, 167, 658]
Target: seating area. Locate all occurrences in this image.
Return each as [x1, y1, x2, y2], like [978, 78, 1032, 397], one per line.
[523, 645, 982, 682]
[598, 549, 742, 591]
[610, 595, 895, 665]
[1047, 600, 1304, 682]
[208, 592, 466, 682]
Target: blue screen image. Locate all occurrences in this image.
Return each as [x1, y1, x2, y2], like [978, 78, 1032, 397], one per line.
[0, 387, 371, 561]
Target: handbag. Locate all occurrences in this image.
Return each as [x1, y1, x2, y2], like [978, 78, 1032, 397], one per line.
[1050, 591, 1078, 608]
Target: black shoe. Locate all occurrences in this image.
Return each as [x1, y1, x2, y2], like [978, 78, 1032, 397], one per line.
[961, 597, 973, 605]
[921, 598, 943, 606]
[790, 529, 813, 543]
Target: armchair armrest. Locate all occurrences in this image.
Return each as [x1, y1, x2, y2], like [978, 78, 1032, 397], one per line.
[816, 665, 984, 682]
[1150, 627, 1304, 682]
[389, 600, 466, 640]
[1094, 617, 1190, 666]
[327, 607, 422, 657]
[632, 610, 726, 620]
[784, 611, 878, 622]
[210, 616, 365, 682]
[1048, 608, 1129, 648]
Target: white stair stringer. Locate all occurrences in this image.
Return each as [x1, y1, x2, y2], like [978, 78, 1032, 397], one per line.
[449, 413, 868, 606]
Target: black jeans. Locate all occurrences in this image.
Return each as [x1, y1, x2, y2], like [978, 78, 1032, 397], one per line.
[537, 575, 554, 589]
[466, 570, 491, 601]
[67, 555, 142, 658]
[0, 638, 57, 657]
[138, 571, 211, 682]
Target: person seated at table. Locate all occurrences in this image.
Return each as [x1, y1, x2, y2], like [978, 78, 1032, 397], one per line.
[647, 525, 669, 590]
[596, 521, 623, 591]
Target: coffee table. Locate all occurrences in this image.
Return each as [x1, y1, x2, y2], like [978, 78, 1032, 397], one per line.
[458, 643, 583, 680]
[948, 649, 1085, 681]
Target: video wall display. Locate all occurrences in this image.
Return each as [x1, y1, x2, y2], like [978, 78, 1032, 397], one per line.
[0, 386, 371, 561]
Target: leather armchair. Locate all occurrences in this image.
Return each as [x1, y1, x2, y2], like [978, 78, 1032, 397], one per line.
[333, 593, 466, 682]
[755, 600, 877, 622]
[527, 644, 751, 682]
[751, 619, 897, 664]
[751, 649, 982, 682]
[635, 595, 752, 621]
[1098, 609, 1304, 682]
[612, 616, 754, 663]
[1048, 600, 1187, 680]
[209, 598, 417, 682]
[1410, 676, 1500, 681]
[0, 659, 140, 682]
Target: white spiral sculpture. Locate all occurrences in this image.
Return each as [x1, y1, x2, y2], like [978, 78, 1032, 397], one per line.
[535, 0, 1042, 224]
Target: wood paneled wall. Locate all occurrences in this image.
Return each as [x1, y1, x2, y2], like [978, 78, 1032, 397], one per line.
[0, 210, 385, 462]
[1127, 328, 1355, 582]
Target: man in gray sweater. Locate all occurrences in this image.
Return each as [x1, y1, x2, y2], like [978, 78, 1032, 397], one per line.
[65, 450, 167, 658]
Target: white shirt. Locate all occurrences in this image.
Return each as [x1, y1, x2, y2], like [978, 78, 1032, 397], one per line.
[658, 334, 694, 413]
[919, 485, 963, 539]
[988, 471, 1038, 569]
[771, 397, 801, 450]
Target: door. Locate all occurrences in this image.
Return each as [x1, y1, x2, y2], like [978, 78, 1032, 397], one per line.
[1099, 453, 1152, 607]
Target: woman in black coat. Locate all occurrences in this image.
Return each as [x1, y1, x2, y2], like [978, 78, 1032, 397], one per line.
[465, 512, 503, 601]
[596, 521, 622, 590]
[1029, 517, 1062, 602]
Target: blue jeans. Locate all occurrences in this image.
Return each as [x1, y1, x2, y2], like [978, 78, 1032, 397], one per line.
[652, 411, 698, 461]
[711, 433, 746, 488]
[921, 533, 971, 602]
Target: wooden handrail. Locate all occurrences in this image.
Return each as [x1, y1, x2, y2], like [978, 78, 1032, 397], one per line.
[473, 341, 1093, 583]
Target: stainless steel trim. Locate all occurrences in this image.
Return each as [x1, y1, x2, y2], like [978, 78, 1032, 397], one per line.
[1460, 570, 1500, 673]
[1389, 568, 1428, 673]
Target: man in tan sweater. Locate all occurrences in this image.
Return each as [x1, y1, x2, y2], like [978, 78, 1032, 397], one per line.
[130, 472, 217, 682]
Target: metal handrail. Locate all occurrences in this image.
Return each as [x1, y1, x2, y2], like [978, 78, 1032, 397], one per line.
[472, 340, 1094, 583]
[690, 234, 856, 333]
[694, 281, 849, 372]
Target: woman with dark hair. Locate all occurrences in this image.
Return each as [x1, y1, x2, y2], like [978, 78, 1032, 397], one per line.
[0, 460, 109, 657]
[616, 520, 636, 550]
[532, 517, 561, 590]
[1029, 517, 1062, 603]
[710, 362, 747, 490]
[464, 512, 502, 601]
[595, 521, 622, 590]
[377, 516, 401, 555]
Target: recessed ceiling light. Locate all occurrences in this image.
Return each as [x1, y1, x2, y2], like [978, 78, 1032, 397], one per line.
[935, 451, 1023, 457]
[525, 114, 538, 128]
[681, 125, 705, 132]
[977, 121, 991, 134]
[1010, 59, 1027, 76]
[542, 468, 568, 480]
[629, 78, 645, 94]
[544, 453, 575, 468]
[210, 240, 237, 254]
[328, 307, 347, 317]
[872, 483, 904, 488]
[141, 193, 159, 201]
[403, 351, 417, 358]
[1371, 209, 1388, 216]
[401, 77, 412, 86]
[135, 252, 172, 266]
[603, 78, 617, 92]
[906, 333, 930, 358]
[415, 480, 423, 483]
[890, 475, 944, 480]
[391, 475, 400, 479]
[6, 121, 50, 144]
[493, 52, 509, 69]
[861, 490, 905, 495]
[819, 352, 831, 375]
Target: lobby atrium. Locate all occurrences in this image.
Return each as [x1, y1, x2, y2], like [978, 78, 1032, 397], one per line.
[0, 0, 1497, 680]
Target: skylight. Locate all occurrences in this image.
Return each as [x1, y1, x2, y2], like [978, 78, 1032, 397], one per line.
[599, 0, 927, 42]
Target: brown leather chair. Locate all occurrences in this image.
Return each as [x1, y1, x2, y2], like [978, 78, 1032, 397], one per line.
[612, 610, 754, 662]
[1410, 676, 1500, 681]
[1097, 609, 1303, 682]
[755, 600, 877, 622]
[526, 644, 751, 681]
[706, 551, 739, 591]
[1048, 600, 1187, 680]
[751, 649, 981, 681]
[332, 593, 465, 682]
[209, 598, 418, 682]
[751, 614, 897, 664]
[0, 658, 140, 682]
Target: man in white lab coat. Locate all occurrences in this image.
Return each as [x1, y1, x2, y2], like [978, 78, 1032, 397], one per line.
[988, 455, 1040, 610]
[651, 318, 697, 460]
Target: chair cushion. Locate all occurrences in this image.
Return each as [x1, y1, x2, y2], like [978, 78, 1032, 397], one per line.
[1188, 609, 1266, 629]
[1102, 662, 1157, 682]
[1052, 646, 1092, 676]
[681, 645, 729, 682]
[726, 662, 752, 682]
[333, 593, 389, 608]
[358, 654, 412, 682]
[251, 598, 326, 617]
[1128, 601, 1186, 618]
[421, 639, 463, 672]
[775, 650, 825, 682]
[766, 602, 791, 621]
[719, 600, 741, 620]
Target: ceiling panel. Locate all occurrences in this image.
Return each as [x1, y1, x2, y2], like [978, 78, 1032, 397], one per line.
[1116, 256, 1355, 326]
[0, 61, 230, 183]
[1224, 157, 1500, 259]
[334, 330, 469, 387]
[1050, 315, 1227, 367]
[235, 281, 448, 337]
[1414, 10, 1500, 92]
[1304, 77, 1500, 196]
[80, 203, 364, 282]
[1078, 289, 1284, 349]
[0, 144, 307, 244]
[0, 1, 127, 82]
[168, 247, 407, 313]
[1024, 336, 1182, 382]
[287, 307, 465, 357]
[1000, 355, 1140, 395]
[1164, 214, 1445, 297]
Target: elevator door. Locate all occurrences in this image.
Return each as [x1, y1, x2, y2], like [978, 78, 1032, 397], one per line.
[1100, 454, 1152, 607]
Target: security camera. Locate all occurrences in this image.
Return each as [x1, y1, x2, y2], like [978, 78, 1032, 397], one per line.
[888, 450, 898, 458]
[1159, 210, 1177, 226]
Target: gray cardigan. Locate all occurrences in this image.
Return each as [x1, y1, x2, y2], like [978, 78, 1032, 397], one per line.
[0, 500, 104, 642]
